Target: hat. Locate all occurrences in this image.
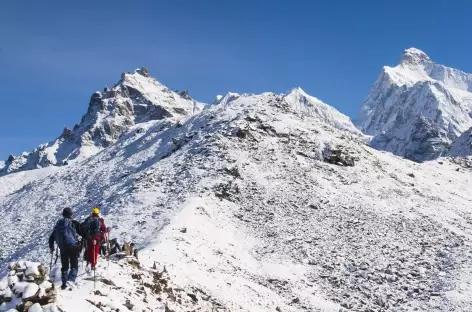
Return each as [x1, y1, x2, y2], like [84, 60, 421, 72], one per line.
[62, 208, 73, 218]
[92, 207, 100, 215]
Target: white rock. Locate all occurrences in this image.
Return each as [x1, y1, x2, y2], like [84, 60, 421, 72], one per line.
[23, 283, 39, 299]
[39, 281, 53, 290]
[25, 262, 40, 276]
[13, 281, 28, 295]
[28, 303, 43, 312]
[7, 275, 18, 286]
[3, 287, 12, 299]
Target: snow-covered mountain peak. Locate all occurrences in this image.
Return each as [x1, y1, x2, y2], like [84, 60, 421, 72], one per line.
[400, 47, 432, 66]
[283, 87, 361, 135]
[134, 66, 151, 77]
[358, 48, 472, 161]
[1, 68, 205, 176]
[213, 92, 255, 106]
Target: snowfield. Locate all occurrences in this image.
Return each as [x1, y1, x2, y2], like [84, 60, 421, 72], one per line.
[1, 72, 472, 311]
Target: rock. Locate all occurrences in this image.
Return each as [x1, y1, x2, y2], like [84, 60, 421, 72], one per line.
[187, 293, 198, 302]
[61, 127, 73, 140]
[323, 148, 356, 166]
[235, 127, 250, 139]
[341, 302, 352, 309]
[308, 204, 319, 210]
[22, 283, 39, 300]
[124, 299, 133, 310]
[1, 287, 13, 303]
[359, 271, 368, 279]
[135, 67, 150, 77]
[178, 90, 192, 100]
[407, 173, 415, 177]
[28, 303, 43, 312]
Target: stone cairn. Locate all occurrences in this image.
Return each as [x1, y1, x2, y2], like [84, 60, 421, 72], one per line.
[0, 261, 57, 312]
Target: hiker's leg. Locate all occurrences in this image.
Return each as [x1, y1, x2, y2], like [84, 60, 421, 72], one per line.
[68, 246, 79, 282]
[60, 248, 69, 285]
[86, 241, 93, 264]
[93, 243, 100, 267]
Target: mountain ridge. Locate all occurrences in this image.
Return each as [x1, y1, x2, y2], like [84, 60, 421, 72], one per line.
[357, 48, 472, 161]
[1, 85, 472, 311]
[1, 70, 360, 177]
[0, 67, 205, 176]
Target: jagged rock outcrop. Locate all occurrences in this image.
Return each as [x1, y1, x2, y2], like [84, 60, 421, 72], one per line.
[448, 126, 472, 157]
[0, 67, 205, 176]
[357, 48, 472, 162]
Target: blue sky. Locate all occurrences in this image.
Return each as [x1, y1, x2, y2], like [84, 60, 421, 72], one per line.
[1, 0, 472, 158]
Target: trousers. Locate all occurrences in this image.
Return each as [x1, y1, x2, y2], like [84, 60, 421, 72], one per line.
[86, 241, 100, 268]
[60, 244, 79, 284]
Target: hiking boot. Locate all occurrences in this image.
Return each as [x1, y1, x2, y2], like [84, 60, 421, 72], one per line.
[61, 283, 67, 290]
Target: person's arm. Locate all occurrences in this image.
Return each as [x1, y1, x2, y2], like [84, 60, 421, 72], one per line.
[99, 218, 106, 233]
[72, 220, 82, 237]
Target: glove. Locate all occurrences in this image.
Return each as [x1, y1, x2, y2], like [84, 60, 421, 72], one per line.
[50, 248, 54, 254]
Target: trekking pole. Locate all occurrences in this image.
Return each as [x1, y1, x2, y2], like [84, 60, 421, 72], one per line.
[93, 239, 96, 289]
[82, 239, 86, 274]
[49, 251, 54, 280]
[54, 247, 59, 265]
[105, 230, 111, 269]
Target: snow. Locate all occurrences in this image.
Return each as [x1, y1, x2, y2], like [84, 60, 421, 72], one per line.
[24, 262, 40, 277]
[358, 47, 472, 161]
[448, 127, 472, 157]
[1, 68, 472, 310]
[22, 283, 39, 299]
[1, 68, 206, 177]
[284, 87, 361, 135]
[27, 304, 43, 312]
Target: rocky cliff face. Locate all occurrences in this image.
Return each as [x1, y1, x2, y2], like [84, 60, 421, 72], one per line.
[448, 126, 472, 158]
[0, 68, 204, 175]
[357, 48, 472, 162]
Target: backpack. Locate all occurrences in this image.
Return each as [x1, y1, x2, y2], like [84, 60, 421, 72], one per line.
[54, 218, 79, 249]
[80, 216, 100, 240]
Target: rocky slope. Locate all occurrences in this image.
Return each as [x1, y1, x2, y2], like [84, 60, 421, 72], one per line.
[0, 67, 204, 176]
[1, 84, 472, 311]
[357, 48, 472, 162]
[448, 127, 472, 158]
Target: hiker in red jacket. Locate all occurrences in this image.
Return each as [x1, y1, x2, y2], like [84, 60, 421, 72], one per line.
[84, 207, 107, 270]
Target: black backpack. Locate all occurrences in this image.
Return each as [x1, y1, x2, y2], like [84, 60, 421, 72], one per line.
[80, 216, 100, 240]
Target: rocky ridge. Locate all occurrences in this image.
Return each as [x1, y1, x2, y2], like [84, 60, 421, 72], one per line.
[357, 48, 472, 162]
[1, 67, 204, 176]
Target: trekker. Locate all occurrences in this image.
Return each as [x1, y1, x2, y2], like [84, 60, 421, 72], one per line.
[82, 207, 107, 270]
[48, 207, 81, 290]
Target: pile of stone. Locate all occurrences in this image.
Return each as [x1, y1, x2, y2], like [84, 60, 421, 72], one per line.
[0, 261, 56, 312]
[323, 146, 357, 166]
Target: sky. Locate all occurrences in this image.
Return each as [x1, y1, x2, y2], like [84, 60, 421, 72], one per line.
[1, 0, 472, 158]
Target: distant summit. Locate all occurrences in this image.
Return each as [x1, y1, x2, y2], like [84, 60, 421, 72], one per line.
[357, 48, 472, 162]
[400, 47, 432, 66]
[0, 68, 205, 175]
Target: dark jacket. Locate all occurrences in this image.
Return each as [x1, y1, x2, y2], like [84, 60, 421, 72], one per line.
[49, 217, 81, 250]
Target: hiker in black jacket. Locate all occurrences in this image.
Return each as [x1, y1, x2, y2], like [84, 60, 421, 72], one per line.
[49, 208, 81, 290]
